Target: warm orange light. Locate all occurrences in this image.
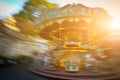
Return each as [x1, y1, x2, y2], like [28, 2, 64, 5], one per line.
[3, 17, 20, 32]
[111, 19, 120, 30]
[3, 23, 20, 32]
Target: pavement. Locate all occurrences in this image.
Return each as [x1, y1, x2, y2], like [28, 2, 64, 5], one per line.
[0, 64, 119, 80]
[0, 64, 63, 80]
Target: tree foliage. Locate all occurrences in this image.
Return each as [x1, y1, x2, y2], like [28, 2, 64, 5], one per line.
[15, 0, 58, 21]
[13, 0, 58, 36]
[23, 0, 58, 20]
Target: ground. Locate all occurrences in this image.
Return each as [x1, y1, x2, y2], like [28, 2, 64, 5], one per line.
[0, 64, 119, 80]
[0, 64, 63, 80]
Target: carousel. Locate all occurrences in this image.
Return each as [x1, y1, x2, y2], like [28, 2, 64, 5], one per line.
[30, 4, 119, 79]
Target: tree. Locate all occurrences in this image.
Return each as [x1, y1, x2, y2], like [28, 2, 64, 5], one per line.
[13, 0, 58, 36]
[22, 0, 58, 20]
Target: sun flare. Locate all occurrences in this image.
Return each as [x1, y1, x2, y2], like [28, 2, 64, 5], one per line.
[111, 19, 120, 30]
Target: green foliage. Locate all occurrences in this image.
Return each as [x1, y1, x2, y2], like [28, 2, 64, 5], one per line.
[31, 50, 39, 56]
[15, 54, 33, 62]
[13, 0, 58, 36]
[15, 0, 58, 21]
[0, 55, 15, 62]
[0, 55, 10, 62]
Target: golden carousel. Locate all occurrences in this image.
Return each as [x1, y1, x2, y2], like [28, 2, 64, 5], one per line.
[30, 4, 119, 79]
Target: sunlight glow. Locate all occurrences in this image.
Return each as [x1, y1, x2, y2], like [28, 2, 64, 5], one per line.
[111, 19, 120, 30]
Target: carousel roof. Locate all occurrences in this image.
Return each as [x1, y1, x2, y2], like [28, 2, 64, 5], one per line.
[35, 4, 113, 41]
[36, 4, 112, 26]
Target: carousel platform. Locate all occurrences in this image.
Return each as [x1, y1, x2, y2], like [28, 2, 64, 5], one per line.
[29, 64, 119, 80]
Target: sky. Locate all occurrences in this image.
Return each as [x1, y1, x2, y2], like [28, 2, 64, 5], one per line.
[0, 0, 120, 27]
[0, 0, 27, 18]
